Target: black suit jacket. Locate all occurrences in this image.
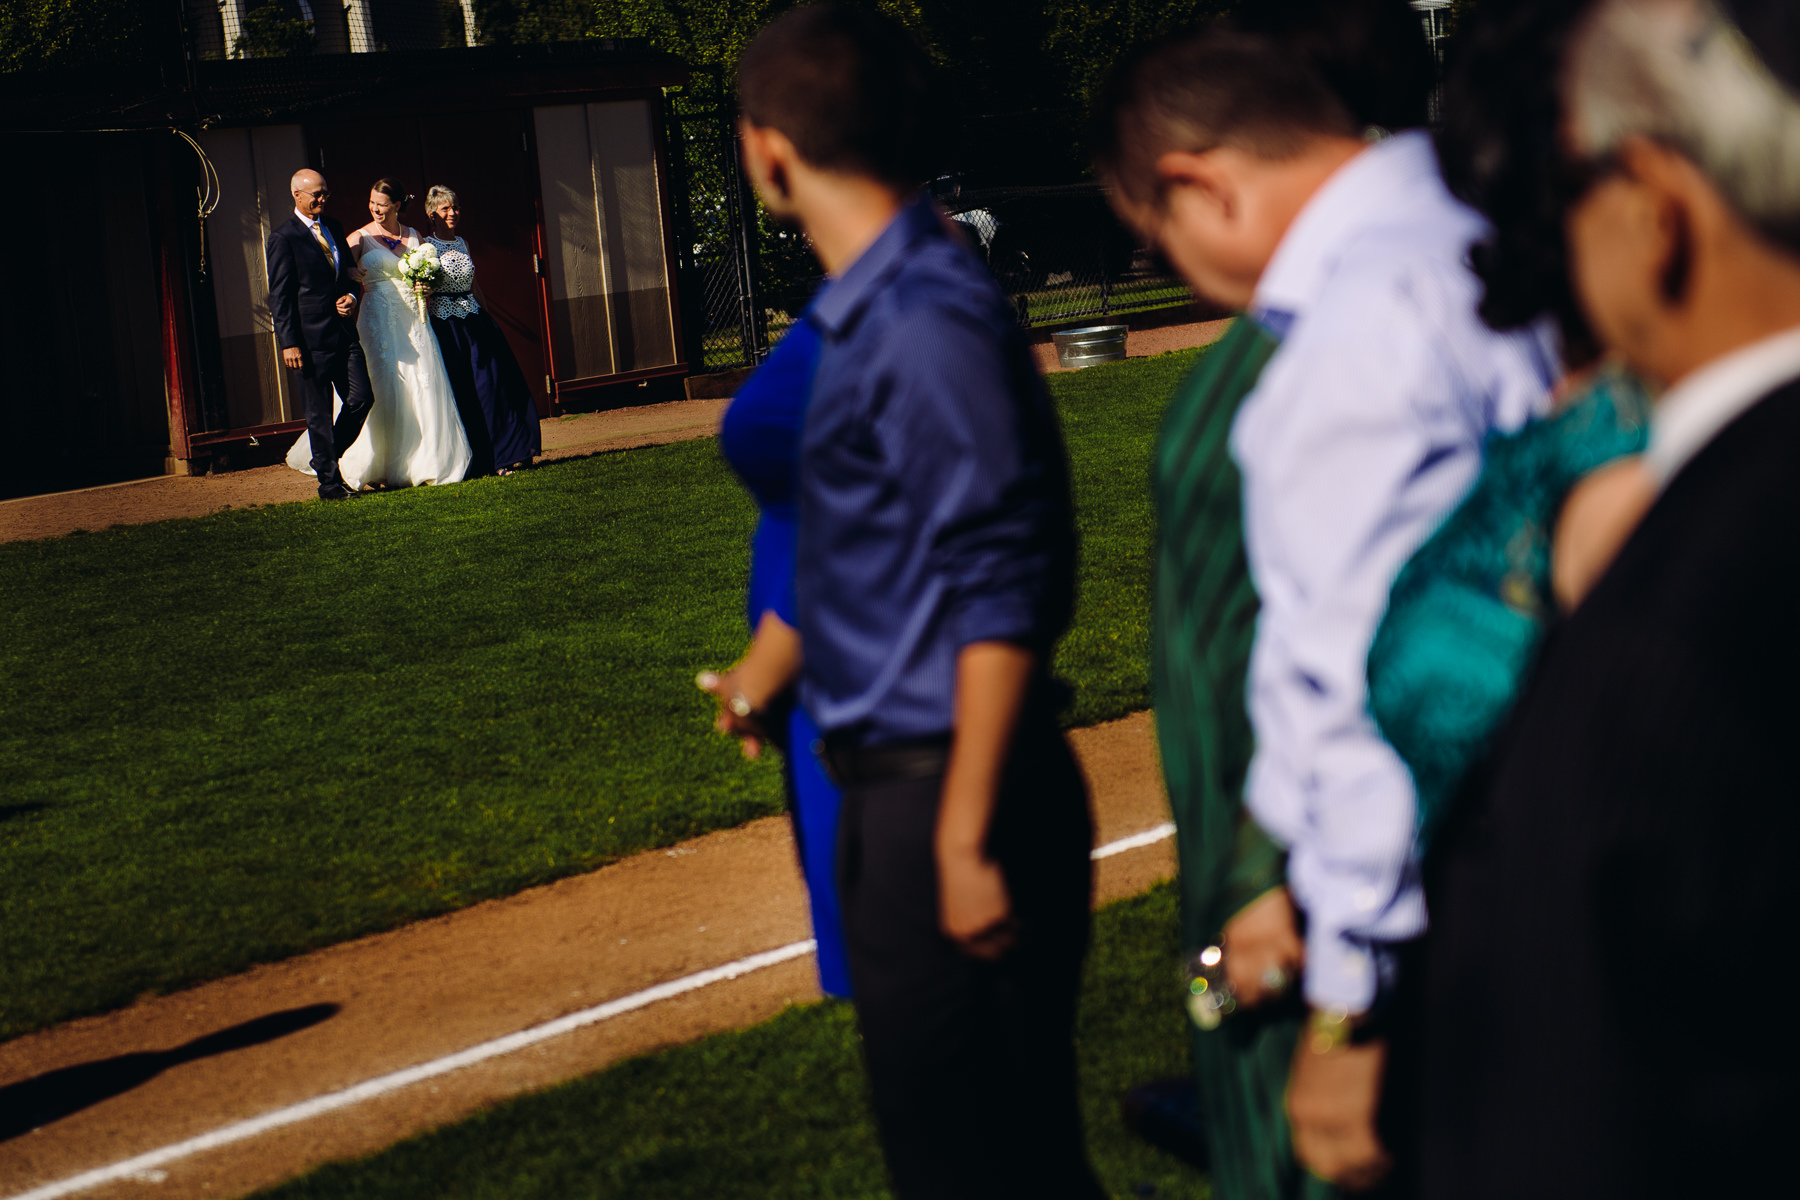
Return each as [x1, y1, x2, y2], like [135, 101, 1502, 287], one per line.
[266, 214, 360, 364]
[1422, 376, 1800, 1199]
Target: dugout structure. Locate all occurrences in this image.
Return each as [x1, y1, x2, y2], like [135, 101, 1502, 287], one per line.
[0, 8, 690, 495]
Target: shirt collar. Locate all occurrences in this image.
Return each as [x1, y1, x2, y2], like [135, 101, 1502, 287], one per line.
[1251, 130, 1444, 324]
[296, 208, 320, 228]
[1646, 324, 1800, 488]
[811, 193, 940, 338]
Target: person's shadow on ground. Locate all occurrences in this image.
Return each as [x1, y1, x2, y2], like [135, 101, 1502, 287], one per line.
[0, 1004, 339, 1141]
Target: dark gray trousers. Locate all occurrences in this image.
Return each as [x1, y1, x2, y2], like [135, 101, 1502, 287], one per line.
[298, 338, 375, 495]
[836, 720, 1105, 1199]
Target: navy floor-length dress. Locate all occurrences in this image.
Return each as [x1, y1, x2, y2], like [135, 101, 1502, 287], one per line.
[719, 313, 852, 999]
[425, 235, 541, 476]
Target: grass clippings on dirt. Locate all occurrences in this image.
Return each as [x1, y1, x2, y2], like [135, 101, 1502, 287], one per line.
[0, 346, 1204, 1040]
[256, 882, 1203, 1200]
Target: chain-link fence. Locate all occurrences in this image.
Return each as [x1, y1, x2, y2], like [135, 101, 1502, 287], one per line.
[664, 91, 765, 373]
[663, 77, 1198, 377]
[664, 133, 1192, 378]
[939, 182, 1187, 329]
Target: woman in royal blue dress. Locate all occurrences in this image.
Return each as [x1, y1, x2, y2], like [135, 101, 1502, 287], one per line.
[422, 185, 541, 478]
[698, 311, 851, 999]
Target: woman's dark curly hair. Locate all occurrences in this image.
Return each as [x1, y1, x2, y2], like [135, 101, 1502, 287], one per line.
[1436, 0, 1604, 369]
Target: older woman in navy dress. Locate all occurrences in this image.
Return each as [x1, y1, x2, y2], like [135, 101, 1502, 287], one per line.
[699, 311, 851, 999]
[423, 186, 541, 477]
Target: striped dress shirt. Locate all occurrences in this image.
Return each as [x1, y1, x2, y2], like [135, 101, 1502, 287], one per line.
[1230, 131, 1559, 1013]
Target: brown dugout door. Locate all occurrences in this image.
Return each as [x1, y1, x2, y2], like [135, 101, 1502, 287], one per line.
[532, 98, 684, 394]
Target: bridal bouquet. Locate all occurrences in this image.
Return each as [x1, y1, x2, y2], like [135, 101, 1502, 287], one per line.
[398, 244, 444, 318]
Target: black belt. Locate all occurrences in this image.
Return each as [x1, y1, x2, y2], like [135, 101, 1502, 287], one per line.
[819, 735, 951, 787]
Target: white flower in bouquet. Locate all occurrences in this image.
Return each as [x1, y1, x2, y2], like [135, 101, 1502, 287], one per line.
[399, 247, 445, 289]
[396, 246, 445, 317]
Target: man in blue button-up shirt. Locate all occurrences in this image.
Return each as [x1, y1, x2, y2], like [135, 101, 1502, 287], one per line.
[733, 8, 1102, 1197]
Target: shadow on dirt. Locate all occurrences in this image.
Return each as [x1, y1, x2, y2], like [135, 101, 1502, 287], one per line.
[0, 1003, 340, 1140]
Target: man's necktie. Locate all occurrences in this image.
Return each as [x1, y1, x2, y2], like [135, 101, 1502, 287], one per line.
[308, 221, 336, 271]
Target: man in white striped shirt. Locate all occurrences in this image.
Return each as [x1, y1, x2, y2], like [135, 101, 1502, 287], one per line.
[1225, 123, 1557, 1182]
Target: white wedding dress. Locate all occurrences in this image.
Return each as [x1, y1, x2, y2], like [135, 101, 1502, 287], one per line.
[287, 233, 472, 489]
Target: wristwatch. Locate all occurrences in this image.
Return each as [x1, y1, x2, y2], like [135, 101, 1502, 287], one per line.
[1306, 1005, 1378, 1054]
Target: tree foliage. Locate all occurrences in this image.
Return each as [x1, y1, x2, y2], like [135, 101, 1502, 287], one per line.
[233, 1, 316, 58]
[473, 0, 1226, 122]
[0, 0, 142, 73]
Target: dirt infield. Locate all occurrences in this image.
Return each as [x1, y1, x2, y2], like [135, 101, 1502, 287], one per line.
[0, 319, 1229, 546]
[0, 399, 729, 545]
[0, 712, 1172, 1200]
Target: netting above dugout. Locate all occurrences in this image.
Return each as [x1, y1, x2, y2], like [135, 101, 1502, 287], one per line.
[186, 0, 475, 61]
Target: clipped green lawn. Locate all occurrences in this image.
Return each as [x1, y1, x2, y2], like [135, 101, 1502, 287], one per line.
[0, 346, 1204, 1042]
[256, 883, 1203, 1200]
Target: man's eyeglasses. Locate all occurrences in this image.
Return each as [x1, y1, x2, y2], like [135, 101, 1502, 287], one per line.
[301, 189, 331, 200]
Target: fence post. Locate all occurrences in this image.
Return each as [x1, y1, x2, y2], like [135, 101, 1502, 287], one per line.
[726, 123, 767, 363]
[663, 93, 709, 374]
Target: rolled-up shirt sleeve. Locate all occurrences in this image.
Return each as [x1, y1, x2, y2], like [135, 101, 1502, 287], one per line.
[1233, 271, 1493, 1014]
[872, 304, 1069, 654]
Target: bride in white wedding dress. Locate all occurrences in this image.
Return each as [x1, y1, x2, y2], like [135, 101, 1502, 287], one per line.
[287, 180, 472, 489]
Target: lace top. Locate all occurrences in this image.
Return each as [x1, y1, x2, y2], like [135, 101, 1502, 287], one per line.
[1366, 369, 1651, 852]
[424, 236, 481, 321]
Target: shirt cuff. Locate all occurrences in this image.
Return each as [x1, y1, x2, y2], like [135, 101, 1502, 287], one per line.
[1303, 925, 1380, 1013]
[950, 594, 1045, 651]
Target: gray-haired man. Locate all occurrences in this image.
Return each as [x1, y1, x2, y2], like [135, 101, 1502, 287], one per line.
[1422, 2, 1800, 1195]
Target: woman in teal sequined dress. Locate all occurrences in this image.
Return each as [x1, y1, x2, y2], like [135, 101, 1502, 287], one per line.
[1367, 368, 1651, 849]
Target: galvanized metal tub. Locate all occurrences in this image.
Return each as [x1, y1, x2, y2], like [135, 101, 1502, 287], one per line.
[1052, 324, 1128, 370]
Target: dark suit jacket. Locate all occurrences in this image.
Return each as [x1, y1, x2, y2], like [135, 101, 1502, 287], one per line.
[266, 214, 360, 365]
[1421, 376, 1800, 1199]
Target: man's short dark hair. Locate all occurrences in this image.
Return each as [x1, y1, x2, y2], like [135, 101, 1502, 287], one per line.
[737, 3, 935, 189]
[1093, 0, 1433, 207]
[1093, 28, 1356, 205]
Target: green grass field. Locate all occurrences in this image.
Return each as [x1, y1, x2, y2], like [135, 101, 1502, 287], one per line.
[256, 883, 1203, 1200]
[0, 346, 1203, 1042]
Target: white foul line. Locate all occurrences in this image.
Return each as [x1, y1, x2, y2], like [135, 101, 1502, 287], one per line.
[8, 822, 1176, 1200]
[1091, 821, 1176, 860]
[4, 941, 817, 1200]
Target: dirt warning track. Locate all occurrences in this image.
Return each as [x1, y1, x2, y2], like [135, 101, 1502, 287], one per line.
[0, 713, 1175, 1200]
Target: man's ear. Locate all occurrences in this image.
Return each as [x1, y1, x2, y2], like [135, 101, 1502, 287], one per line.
[739, 119, 796, 203]
[1154, 149, 1235, 222]
[1618, 136, 1704, 308]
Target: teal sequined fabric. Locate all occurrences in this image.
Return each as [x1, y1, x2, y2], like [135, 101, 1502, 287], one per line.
[1368, 371, 1651, 851]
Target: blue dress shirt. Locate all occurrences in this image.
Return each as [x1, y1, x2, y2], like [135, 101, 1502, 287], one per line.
[797, 197, 1075, 748]
[1230, 132, 1560, 1013]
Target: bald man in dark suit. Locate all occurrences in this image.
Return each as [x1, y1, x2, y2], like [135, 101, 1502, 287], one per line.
[266, 168, 374, 500]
